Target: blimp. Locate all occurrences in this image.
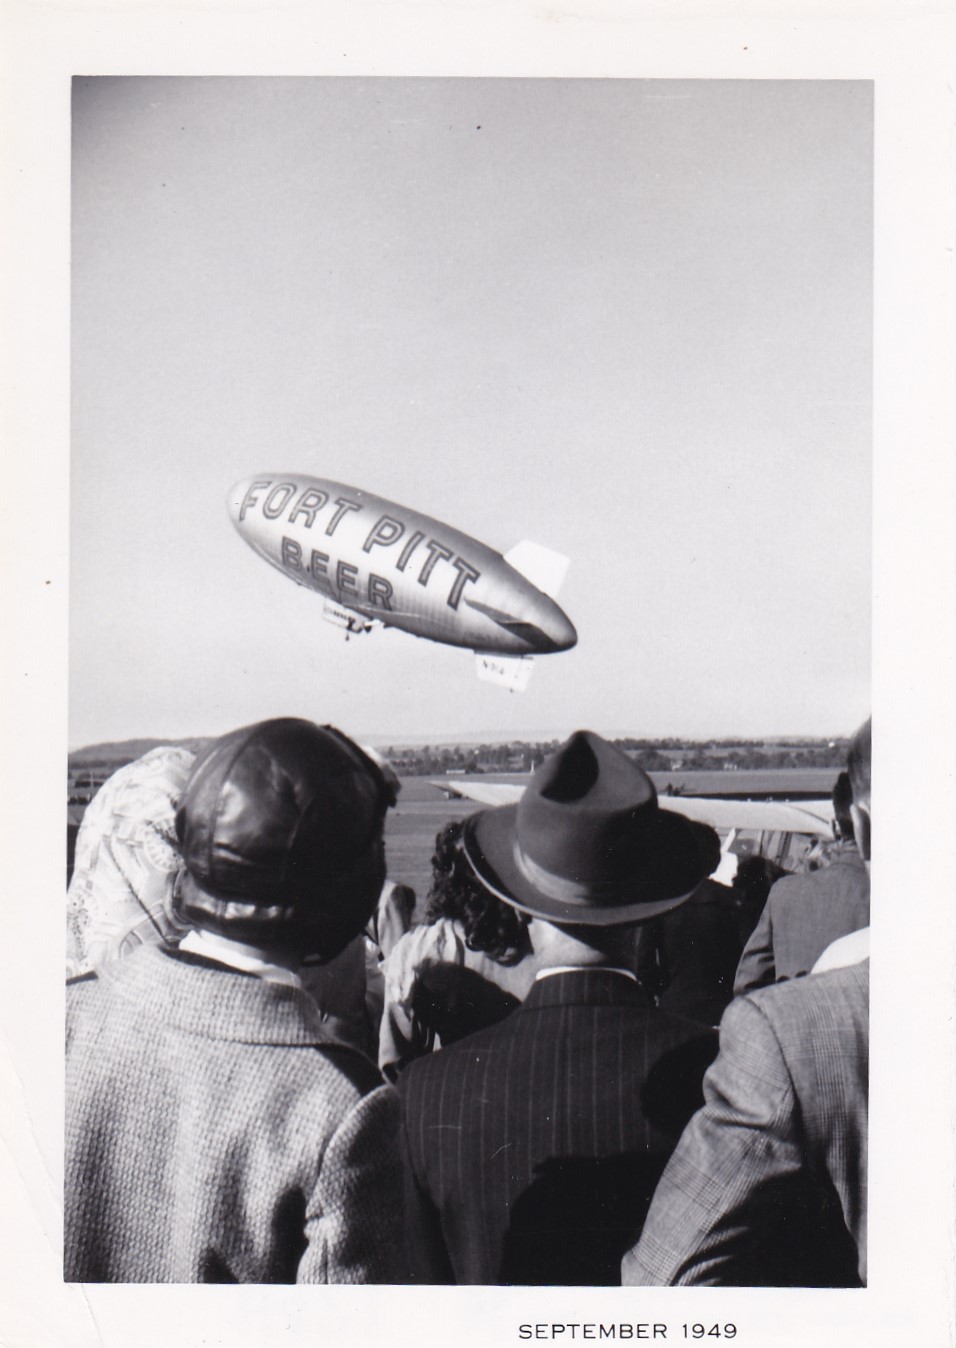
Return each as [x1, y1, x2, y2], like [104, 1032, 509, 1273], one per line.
[228, 473, 577, 691]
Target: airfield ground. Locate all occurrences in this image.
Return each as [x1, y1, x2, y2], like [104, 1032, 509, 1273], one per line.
[67, 767, 838, 918]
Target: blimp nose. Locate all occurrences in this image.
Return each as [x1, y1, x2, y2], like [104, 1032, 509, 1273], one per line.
[541, 602, 577, 653]
[227, 477, 255, 529]
[518, 591, 577, 654]
[553, 608, 578, 652]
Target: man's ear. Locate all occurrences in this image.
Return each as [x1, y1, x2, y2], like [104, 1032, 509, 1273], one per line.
[850, 801, 871, 864]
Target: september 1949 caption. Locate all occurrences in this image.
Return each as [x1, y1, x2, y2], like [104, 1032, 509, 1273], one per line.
[518, 1326, 738, 1341]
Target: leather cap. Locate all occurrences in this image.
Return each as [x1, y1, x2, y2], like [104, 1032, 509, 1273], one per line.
[174, 718, 393, 952]
[462, 730, 709, 926]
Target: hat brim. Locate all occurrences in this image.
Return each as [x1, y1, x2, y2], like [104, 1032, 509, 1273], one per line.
[463, 805, 708, 927]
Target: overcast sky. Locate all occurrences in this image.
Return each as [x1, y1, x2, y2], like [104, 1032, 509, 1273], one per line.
[70, 77, 871, 749]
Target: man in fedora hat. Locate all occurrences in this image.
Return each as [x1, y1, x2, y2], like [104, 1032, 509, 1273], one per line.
[65, 717, 405, 1284]
[396, 730, 719, 1285]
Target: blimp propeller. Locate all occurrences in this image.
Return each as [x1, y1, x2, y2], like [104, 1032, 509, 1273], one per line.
[228, 473, 576, 690]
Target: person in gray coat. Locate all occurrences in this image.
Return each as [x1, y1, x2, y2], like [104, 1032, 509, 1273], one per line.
[733, 769, 869, 995]
[65, 717, 405, 1284]
[622, 718, 871, 1287]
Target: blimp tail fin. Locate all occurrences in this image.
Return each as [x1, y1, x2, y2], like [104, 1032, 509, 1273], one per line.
[504, 541, 569, 600]
[474, 653, 535, 693]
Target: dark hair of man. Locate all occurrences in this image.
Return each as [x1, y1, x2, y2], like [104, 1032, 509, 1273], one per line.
[731, 855, 790, 946]
[846, 717, 872, 807]
[424, 821, 530, 965]
[732, 855, 789, 898]
[688, 822, 722, 877]
[831, 770, 855, 840]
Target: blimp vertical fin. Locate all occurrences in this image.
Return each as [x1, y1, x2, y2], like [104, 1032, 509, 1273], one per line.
[504, 541, 570, 600]
[474, 653, 535, 693]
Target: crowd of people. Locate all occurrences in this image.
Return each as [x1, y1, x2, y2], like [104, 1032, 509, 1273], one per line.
[64, 714, 871, 1286]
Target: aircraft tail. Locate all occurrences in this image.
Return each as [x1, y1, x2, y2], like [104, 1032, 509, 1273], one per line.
[474, 653, 535, 693]
[504, 541, 569, 600]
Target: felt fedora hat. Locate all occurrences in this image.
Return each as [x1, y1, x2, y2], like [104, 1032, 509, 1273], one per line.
[462, 730, 709, 926]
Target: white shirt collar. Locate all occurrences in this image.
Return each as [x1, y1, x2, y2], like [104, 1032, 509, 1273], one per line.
[811, 926, 870, 975]
[534, 965, 638, 985]
[179, 929, 303, 990]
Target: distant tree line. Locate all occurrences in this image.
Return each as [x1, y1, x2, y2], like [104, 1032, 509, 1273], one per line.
[69, 736, 850, 786]
[381, 739, 849, 777]
[383, 742, 560, 777]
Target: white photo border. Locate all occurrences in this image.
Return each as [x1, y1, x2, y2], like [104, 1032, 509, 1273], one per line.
[3, 4, 954, 1346]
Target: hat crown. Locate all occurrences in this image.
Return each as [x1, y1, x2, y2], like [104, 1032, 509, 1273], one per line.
[520, 731, 660, 884]
[465, 730, 708, 925]
[177, 718, 386, 906]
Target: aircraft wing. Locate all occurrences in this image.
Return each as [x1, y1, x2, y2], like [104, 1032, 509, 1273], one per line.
[655, 795, 832, 835]
[430, 779, 833, 836]
[431, 779, 525, 806]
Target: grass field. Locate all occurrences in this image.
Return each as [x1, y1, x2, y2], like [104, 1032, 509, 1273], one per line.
[68, 767, 837, 911]
[383, 778, 484, 913]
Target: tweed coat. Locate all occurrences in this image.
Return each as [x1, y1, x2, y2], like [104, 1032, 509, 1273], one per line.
[398, 968, 717, 1285]
[734, 844, 869, 994]
[65, 944, 403, 1283]
[622, 959, 869, 1287]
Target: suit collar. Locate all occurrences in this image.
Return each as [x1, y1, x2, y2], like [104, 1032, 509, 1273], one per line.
[830, 844, 866, 870]
[522, 966, 652, 1011]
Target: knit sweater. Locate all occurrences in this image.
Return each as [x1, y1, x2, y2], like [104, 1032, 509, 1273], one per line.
[65, 944, 403, 1283]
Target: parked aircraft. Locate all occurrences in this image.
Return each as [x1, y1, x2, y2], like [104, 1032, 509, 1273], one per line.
[228, 474, 576, 691]
[433, 777, 834, 878]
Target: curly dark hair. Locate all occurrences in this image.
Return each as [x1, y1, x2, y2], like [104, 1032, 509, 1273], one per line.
[423, 820, 530, 965]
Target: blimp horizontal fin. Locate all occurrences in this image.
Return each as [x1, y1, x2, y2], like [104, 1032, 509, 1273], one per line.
[503, 541, 569, 600]
[475, 653, 535, 693]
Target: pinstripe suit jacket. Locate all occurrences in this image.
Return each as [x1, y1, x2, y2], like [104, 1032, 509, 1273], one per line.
[622, 960, 868, 1287]
[397, 968, 718, 1285]
[734, 846, 869, 995]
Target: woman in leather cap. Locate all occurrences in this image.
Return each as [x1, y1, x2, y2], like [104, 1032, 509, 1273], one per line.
[65, 717, 405, 1284]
